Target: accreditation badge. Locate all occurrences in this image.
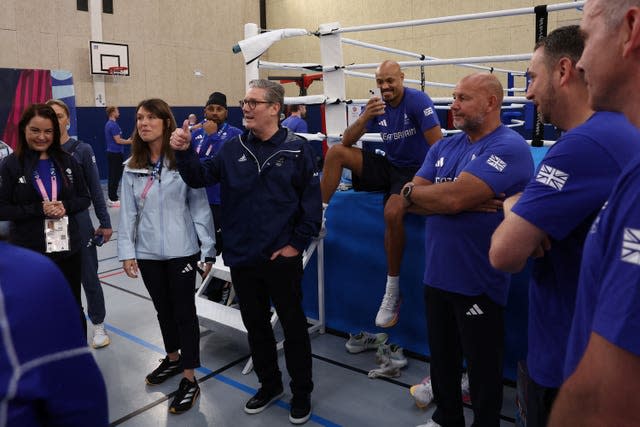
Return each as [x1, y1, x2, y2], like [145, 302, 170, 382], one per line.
[44, 215, 70, 253]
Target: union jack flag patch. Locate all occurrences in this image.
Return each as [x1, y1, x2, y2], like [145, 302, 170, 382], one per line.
[536, 164, 568, 190]
[487, 155, 506, 172]
[621, 227, 640, 266]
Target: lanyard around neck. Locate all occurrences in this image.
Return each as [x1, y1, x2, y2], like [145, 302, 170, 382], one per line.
[196, 122, 228, 155]
[140, 156, 163, 200]
[33, 163, 57, 202]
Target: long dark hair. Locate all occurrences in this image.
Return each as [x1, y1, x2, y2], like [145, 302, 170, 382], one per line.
[128, 98, 177, 170]
[16, 104, 63, 160]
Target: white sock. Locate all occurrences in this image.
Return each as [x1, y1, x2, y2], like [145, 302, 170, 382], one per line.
[385, 275, 400, 296]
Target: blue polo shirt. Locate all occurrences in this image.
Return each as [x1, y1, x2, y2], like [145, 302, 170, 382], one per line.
[104, 119, 123, 153]
[417, 125, 533, 305]
[366, 87, 440, 168]
[512, 111, 640, 388]
[564, 152, 640, 379]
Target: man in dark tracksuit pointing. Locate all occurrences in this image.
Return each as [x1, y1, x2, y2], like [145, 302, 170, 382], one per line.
[171, 79, 321, 425]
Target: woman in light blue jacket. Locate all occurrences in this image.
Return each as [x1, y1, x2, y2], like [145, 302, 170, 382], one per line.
[117, 98, 215, 414]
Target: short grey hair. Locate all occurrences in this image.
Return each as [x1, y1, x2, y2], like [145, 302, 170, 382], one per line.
[590, 0, 640, 29]
[249, 79, 284, 114]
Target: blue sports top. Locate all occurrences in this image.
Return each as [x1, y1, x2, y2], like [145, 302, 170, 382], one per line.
[564, 152, 640, 379]
[191, 122, 243, 205]
[513, 111, 640, 387]
[104, 119, 123, 153]
[282, 115, 308, 133]
[0, 242, 108, 426]
[366, 87, 440, 168]
[417, 125, 533, 305]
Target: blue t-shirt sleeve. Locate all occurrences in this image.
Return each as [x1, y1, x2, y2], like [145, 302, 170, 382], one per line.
[463, 136, 533, 195]
[408, 91, 440, 132]
[416, 140, 440, 182]
[513, 134, 621, 240]
[592, 178, 640, 356]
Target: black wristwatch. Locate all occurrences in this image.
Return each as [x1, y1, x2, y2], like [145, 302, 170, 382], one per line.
[402, 183, 414, 204]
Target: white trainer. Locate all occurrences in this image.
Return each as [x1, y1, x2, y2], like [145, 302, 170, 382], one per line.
[410, 377, 434, 408]
[107, 199, 120, 208]
[92, 323, 111, 349]
[416, 420, 441, 427]
[375, 293, 401, 328]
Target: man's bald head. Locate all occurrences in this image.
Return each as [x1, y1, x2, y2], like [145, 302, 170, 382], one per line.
[375, 60, 405, 106]
[460, 73, 504, 105]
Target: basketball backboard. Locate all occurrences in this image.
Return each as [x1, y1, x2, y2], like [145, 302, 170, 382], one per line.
[89, 41, 130, 75]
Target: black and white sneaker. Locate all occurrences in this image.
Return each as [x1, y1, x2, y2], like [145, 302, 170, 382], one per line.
[289, 394, 311, 424]
[145, 356, 181, 385]
[169, 377, 200, 414]
[244, 386, 284, 414]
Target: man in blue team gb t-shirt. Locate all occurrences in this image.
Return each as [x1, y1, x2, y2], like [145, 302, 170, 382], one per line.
[104, 105, 131, 206]
[281, 104, 308, 133]
[320, 60, 443, 329]
[490, 25, 640, 427]
[404, 73, 533, 427]
[547, 1, 640, 426]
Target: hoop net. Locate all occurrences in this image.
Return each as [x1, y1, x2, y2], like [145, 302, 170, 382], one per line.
[107, 66, 128, 84]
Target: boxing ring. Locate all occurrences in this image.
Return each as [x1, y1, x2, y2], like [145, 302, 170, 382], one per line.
[204, 1, 584, 381]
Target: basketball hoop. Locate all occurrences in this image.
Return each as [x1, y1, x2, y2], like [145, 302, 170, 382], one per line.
[107, 66, 128, 84]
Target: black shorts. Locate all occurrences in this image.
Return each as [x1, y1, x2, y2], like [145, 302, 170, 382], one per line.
[352, 150, 419, 203]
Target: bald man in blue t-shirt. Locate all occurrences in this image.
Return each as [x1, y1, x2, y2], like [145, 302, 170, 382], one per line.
[407, 73, 533, 427]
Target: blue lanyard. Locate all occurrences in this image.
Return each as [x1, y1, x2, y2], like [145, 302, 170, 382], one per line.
[196, 122, 228, 154]
[141, 156, 163, 200]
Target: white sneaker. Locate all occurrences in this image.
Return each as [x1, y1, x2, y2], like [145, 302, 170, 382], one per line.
[345, 331, 388, 354]
[92, 323, 111, 348]
[375, 343, 408, 368]
[107, 199, 120, 208]
[375, 292, 401, 327]
[410, 377, 434, 408]
[416, 420, 441, 427]
[411, 374, 471, 408]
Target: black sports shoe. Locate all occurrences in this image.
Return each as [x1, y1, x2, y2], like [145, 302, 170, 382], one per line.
[244, 386, 284, 414]
[169, 377, 200, 414]
[145, 356, 181, 385]
[289, 394, 311, 424]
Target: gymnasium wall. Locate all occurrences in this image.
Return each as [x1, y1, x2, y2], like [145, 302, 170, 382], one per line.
[0, 0, 260, 107]
[2, 1, 581, 107]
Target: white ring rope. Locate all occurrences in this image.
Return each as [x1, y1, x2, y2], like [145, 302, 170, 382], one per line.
[343, 70, 523, 92]
[341, 37, 523, 75]
[341, 37, 426, 60]
[320, 2, 585, 35]
[281, 95, 530, 106]
[342, 54, 532, 71]
[343, 70, 457, 89]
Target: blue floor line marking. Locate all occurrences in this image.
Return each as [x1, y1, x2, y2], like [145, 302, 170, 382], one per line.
[102, 321, 342, 427]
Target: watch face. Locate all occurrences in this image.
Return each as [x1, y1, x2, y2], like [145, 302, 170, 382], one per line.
[403, 185, 411, 198]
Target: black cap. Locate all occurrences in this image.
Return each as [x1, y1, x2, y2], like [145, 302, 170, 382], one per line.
[206, 92, 227, 109]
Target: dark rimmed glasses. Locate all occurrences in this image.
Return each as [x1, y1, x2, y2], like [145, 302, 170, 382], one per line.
[239, 99, 272, 110]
